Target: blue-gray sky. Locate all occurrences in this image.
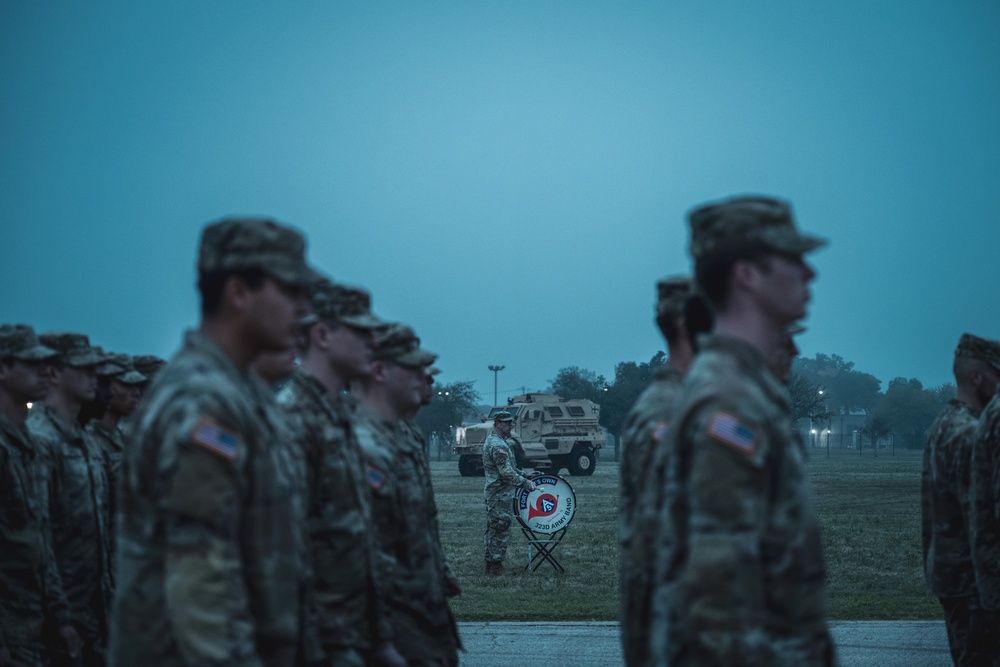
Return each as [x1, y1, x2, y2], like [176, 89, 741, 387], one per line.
[3, 1, 998, 403]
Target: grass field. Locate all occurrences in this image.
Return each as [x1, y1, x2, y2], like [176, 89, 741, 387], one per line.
[431, 447, 941, 622]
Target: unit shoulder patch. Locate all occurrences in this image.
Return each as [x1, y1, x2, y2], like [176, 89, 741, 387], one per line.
[652, 421, 668, 443]
[706, 411, 758, 455]
[190, 417, 241, 461]
[366, 464, 386, 490]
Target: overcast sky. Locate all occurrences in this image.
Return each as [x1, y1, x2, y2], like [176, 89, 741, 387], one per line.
[3, 1, 998, 403]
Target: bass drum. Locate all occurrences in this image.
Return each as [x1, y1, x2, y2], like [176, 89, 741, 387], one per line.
[512, 472, 577, 534]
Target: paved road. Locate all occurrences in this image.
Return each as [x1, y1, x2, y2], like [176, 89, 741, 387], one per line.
[456, 620, 950, 666]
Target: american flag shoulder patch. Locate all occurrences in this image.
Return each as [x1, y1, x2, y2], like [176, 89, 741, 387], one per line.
[706, 412, 757, 455]
[366, 465, 386, 490]
[190, 417, 241, 461]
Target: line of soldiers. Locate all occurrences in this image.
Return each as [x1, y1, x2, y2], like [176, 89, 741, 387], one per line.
[0, 326, 165, 667]
[619, 193, 1000, 667]
[922, 333, 1000, 665]
[619, 195, 837, 666]
[1, 216, 460, 666]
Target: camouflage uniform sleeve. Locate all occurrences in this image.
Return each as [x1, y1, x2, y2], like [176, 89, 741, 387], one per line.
[972, 404, 1000, 608]
[160, 407, 264, 667]
[42, 516, 72, 629]
[680, 402, 775, 664]
[920, 439, 933, 573]
[357, 424, 402, 641]
[489, 439, 532, 489]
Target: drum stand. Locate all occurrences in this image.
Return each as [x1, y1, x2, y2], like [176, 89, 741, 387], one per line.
[521, 525, 567, 573]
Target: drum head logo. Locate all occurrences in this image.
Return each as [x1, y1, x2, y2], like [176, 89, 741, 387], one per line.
[514, 474, 576, 534]
[529, 493, 558, 519]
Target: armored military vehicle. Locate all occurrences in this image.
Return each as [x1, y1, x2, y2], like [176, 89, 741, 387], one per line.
[454, 393, 606, 477]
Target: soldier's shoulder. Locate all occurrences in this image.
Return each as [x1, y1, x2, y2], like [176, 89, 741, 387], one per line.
[276, 369, 312, 405]
[132, 361, 259, 463]
[981, 394, 1000, 429]
[25, 407, 55, 436]
[628, 375, 684, 420]
[355, 419, 394, 464]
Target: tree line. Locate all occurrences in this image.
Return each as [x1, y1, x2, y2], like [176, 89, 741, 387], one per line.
[415, 351, 954, 453]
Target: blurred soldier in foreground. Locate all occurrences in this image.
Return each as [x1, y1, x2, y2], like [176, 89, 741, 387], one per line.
[482, 411, 537, 574]
[28, 332, 110, 666]
[0, 325, 82, 666]
[618, 276, 712, 667]
[960, 336, 1000, 661]
[277, 280, 404, 667]
[924, 334, 1000, 665]
[111, 218, 314, 666]
[353, 324, 462, 667]
[644, 195, 836, 666]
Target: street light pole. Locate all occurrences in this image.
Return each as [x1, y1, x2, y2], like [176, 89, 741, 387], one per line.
[488, 365, 505, 406]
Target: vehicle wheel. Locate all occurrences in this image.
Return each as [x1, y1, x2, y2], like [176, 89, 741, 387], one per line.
[458, 456, 479, 477]
[567, 447, 596, 476]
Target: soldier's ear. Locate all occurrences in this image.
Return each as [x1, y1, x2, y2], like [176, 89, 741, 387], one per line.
[311, 321, 331, 351]
[47, 364, 62, 384]
[221, 273, 255, 318]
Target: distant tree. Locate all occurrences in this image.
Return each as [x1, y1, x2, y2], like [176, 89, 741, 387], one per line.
[602, 352, 668, 438]
[793, 353, 881, 415]
[877, 377, 939, 449]
[546, 366, 607, 405]
[415, 380, 481, 441]
[787, 372, 834, 424]
[927, 382, 956, 418]
[858, 414, 893, 456]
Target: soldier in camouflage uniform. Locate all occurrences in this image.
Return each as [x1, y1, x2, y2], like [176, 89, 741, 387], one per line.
[770, 323, 805, 385]
[85, 354, 145, 501]
[923, 333, 1000, 665]
[110, 218, 314, 667]
[131, 355, 166, 385]
[619, 276, 712, 667]
[82, 353, 145, 601]
[964, 336, 1000, 665]
[353, 323, 462, 667]
[0, 325, 82, 666]
[482, 411, 537, 574]
[643, 195, 837, 666]
[276, 280, 405, 667]
[27, 332, 111, 666]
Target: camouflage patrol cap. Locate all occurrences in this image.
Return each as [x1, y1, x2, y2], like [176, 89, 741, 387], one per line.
[97, 352, 147, 384]
[373, 323, 437, 368]
[198, 217, 319, 286]
[493, 411, 514, 423]
[0, 324, 57, 361]
[132, 355, 167, 381]
[656, 275, 693, 320]
[38, 332, 103, 367]
[688, 195, 826, 261]
[955, 333, 1000, 371]
[306, 279, 384, 330]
